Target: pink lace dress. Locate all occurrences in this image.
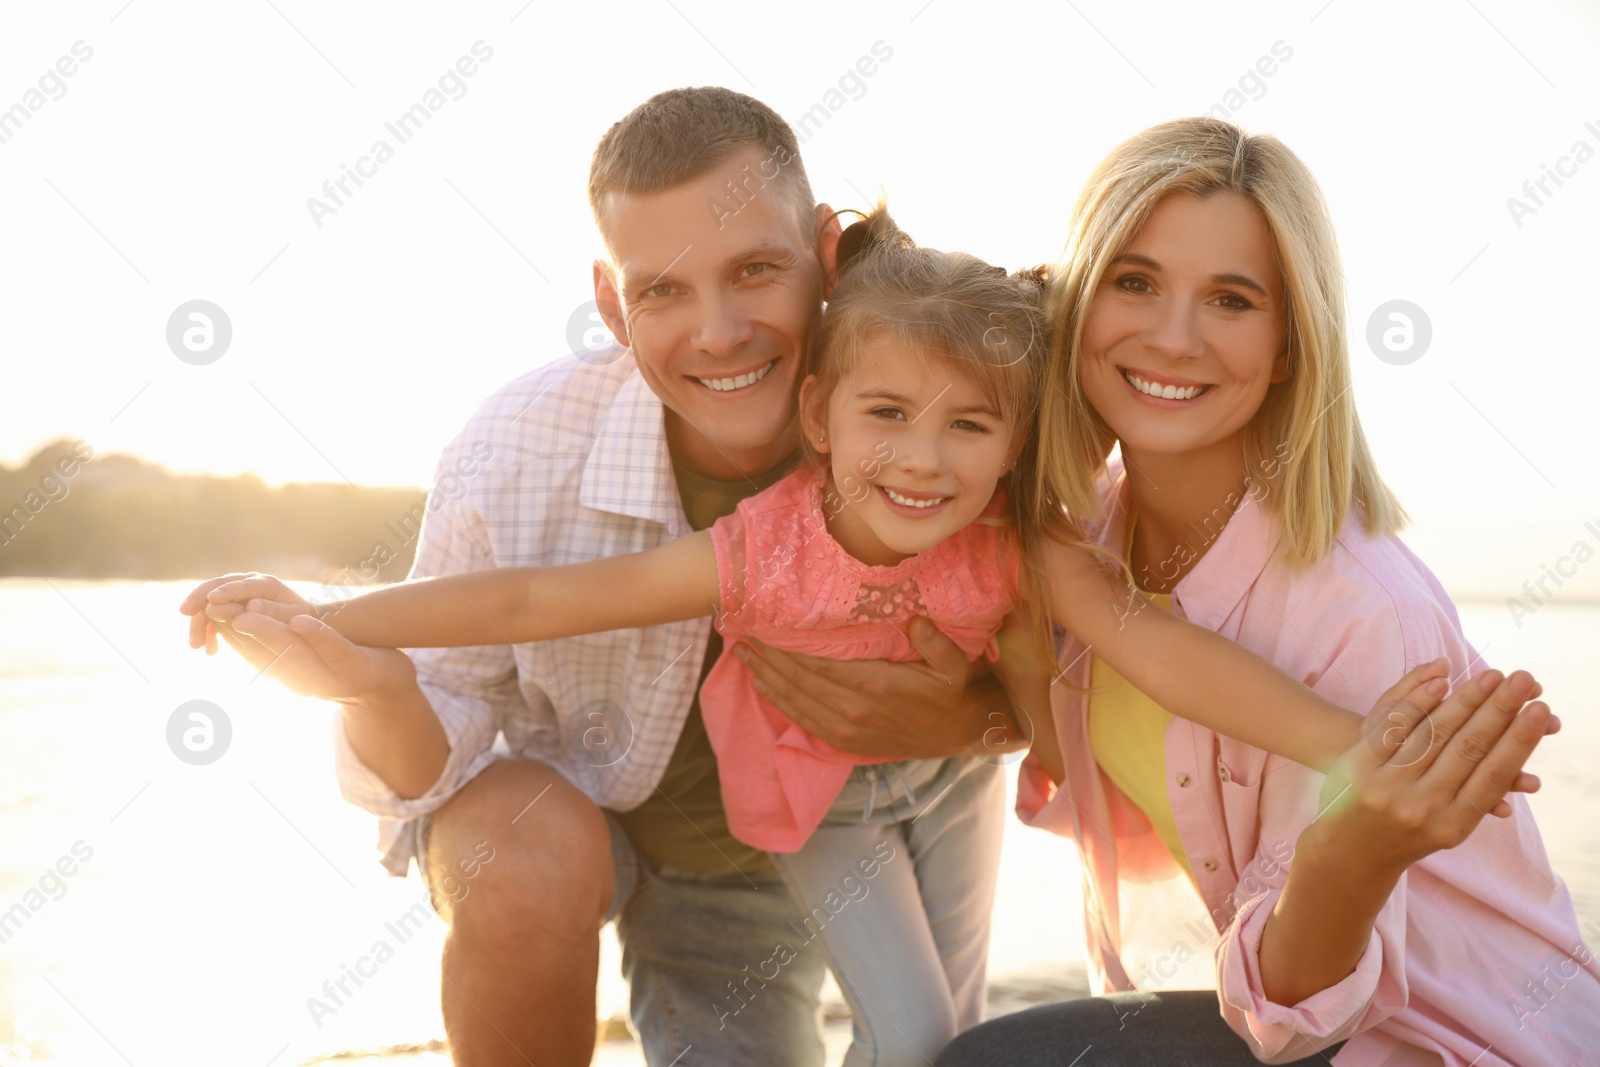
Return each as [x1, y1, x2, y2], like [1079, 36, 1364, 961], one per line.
[702, 464, 1020, 853]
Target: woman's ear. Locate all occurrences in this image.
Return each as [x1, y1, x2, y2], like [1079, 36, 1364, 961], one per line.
[593, 260, 630, 348]
[814, 204, 845, 299]
[798, 374, 829, 453]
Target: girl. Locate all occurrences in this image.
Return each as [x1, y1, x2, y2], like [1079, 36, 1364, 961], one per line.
[940, 119, 1597, 1066]
[202, 207, 1431, 1066]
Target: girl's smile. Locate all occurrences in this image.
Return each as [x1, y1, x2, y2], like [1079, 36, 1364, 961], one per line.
[801, 336, 1015, 567]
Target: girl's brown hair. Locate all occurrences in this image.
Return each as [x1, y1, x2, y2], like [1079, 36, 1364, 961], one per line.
[802, 203, 1060, 655]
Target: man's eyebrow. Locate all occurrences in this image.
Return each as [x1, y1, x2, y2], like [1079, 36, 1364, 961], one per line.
[1109, 252, 1268, 296]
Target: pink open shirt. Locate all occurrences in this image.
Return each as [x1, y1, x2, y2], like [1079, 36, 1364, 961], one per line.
[1018, 459, 1600, 1066]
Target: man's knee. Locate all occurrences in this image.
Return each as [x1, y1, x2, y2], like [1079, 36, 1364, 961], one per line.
[424, 760, 614, 938]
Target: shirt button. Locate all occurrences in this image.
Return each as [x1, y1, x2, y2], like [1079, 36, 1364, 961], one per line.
[1203, 860, 1219, 872]
[1217, 764, 1231, 783]
[1176, 773, 1191, 787]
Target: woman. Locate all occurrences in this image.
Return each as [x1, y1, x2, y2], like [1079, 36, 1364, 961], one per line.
[940, 119, 1599, 1065]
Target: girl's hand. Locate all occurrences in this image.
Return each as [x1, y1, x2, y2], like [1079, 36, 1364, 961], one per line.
[179, 572, 321, 653]
[1310, 662, 1556, 878]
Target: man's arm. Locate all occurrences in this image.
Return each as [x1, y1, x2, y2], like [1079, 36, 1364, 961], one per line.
[733, 616, 1030, 760]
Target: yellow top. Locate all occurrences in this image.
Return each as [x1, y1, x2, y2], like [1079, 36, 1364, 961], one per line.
[1086, 523, 1194, 881]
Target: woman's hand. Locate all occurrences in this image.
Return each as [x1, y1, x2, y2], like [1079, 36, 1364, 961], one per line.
[1312, 660, 1556, 877]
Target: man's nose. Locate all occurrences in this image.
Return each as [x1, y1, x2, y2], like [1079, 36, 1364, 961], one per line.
[691, 289, 756, 357]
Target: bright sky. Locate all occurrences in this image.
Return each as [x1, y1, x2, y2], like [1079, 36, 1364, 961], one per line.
[1, 0, 1597, 597]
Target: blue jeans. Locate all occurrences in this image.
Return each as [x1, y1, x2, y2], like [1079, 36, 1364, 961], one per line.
[416, 805, 829, 1066]
[771, 756, 1007, 1067]
[935, 991, 1346, 1066]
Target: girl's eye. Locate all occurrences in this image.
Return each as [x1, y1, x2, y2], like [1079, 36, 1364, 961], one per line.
[953, 419, 990, 434]
[870, 407, 907, 421]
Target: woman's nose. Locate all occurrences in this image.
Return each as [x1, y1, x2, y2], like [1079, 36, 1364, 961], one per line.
[1141, 298, 1205, 361]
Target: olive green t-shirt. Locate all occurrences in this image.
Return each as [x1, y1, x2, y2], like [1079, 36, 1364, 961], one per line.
[610, 452, 799, 877]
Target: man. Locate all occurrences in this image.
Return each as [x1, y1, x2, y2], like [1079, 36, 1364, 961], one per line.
[183, 86, 1024, 1066]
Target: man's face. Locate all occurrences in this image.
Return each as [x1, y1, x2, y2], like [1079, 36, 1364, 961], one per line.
[595, 146, 827, 479]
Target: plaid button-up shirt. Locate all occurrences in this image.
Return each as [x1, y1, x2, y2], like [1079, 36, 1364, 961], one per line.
[332, 345, 717, 875]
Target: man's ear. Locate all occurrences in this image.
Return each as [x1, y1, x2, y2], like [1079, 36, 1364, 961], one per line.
[814, 203, 845, 300]
[797, 373, 828, 454]
[593, 260, 630, 349]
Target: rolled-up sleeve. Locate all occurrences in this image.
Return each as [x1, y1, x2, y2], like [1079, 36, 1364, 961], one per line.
[1218, 872, 1409, 1062]
[331, 437, 530, 873]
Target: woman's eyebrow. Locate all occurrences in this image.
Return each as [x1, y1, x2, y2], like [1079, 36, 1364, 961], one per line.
[1110, 252, 1268, 296]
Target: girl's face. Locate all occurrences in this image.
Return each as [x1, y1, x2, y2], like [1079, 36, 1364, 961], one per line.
[1080, 191, 1289, 465]
[801, 336, 1015, 566]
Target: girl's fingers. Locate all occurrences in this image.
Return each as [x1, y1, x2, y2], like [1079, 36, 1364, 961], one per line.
[244, 597, 318, 623]
[1384, 667, 1504, 772]
[1431, 671, 1537, 790]
[179, 573, 255, 614]
[1455, 698, 1550, 818]
[1357, 658, 1450, 771]
[205, 575, 299, 606]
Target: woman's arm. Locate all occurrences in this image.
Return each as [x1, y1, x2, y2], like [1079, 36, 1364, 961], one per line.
[1257, 665, 1548, 1006]
[240, 530, 722, 648]
[1046, 540, 1359, 771]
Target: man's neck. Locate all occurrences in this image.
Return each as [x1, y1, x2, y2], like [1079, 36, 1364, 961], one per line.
[664, 410, 802, 483]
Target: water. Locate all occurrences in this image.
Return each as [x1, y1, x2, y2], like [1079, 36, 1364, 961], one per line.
[0, 580, 1594, 1065]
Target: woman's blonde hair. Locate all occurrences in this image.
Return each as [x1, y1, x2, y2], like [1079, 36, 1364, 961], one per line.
[805, 204, 1058, 654]
[1037, 117, 1407, 565]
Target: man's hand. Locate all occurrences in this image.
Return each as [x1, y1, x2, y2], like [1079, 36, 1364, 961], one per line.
[733, 614, 1026, 760]
[178, 573, 415, 704]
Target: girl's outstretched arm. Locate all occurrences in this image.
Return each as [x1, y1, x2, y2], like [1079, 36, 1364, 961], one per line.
[239, 530, 722, 649]
[1046, 539, 1359, 772]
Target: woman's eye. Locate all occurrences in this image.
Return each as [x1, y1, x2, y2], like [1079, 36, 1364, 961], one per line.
[1113, 274, 1151, 294]
[1215, 292, 1254, 311]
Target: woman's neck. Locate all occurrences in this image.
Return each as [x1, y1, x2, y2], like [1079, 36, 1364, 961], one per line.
[1122, 440, 1250, 594]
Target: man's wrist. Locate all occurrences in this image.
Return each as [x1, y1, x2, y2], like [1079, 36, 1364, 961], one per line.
[336, 652, 421, 717]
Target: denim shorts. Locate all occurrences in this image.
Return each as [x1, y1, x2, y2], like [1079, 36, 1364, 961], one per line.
[409, 792, 831, 1066]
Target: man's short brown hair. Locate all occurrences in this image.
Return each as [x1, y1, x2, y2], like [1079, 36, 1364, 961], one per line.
[588, 86, 817, 249]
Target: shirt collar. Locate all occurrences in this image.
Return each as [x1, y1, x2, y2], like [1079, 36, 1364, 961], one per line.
[578, 366, 688, 535]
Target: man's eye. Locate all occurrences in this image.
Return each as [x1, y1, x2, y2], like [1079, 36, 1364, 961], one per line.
[643, 284, 674, 299]
[744, 262, 774, 277]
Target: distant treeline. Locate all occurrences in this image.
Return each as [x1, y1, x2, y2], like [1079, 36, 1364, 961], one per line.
[0, 439, 427, 586]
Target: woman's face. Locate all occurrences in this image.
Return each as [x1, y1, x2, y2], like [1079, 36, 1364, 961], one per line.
[1080, 191, 1289, 464]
